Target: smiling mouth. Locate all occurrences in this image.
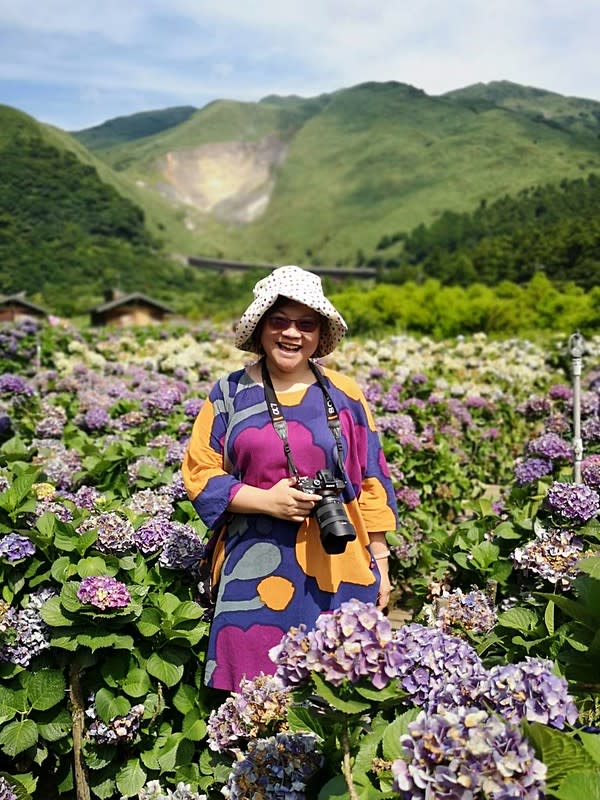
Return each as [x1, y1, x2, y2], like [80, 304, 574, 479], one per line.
[277, 342, 301, 352]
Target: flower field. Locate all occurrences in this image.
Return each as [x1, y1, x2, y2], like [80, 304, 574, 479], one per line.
[1, 318, 600, 800]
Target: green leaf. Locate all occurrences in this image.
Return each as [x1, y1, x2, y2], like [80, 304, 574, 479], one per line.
[136, 608, 162, 637]
[76, 633, 135, 652]
[25, 669, 66, 711]
[494, 521, 521, 539]
[497, 607, 539, 632]
[50, 556, 75, 583]
[382, 709, 420, 761]
[116, 760, 147, 798]
[353, 713, 389, 775]
[287, 706, 325, 739]
[0, 718, 38, 757]
[172, 684, 197, 715]
[0, 773, 32, 800]
[122, 668, 151, 699]
[318, 775, 352, 799]
[182, 709, 206, 741]
[524, 722, 597, 789]
[537, 592, 600, 629]
[77, 556, 117, 578]
[355, 680, 405, 703]
[553, 771, 600, 800]
[157, 734, 195, 772]
[0, 687, 28, 722]
[577, 557, 600, 579]
[0, 472, 38, 513]
[60, 582, 84, 612]
[146, 649, 186, 687]
[172, 601, 203, 622]
[579, 732, 600, 764]
[37, 707, 73, 742]
[94, 689, 130, 722]
[545, 600, 555, 636]
[39, 596, 75, 627]
[311, 673, 370, 715]
[471, 540, 500, 570]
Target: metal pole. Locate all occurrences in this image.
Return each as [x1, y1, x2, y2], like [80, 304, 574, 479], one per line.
[568, 331, 586, 484]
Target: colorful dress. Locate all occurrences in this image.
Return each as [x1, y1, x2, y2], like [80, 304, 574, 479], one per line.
[182, 362, 398, 691]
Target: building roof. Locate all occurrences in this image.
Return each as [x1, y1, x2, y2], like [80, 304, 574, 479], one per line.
[0, 292, 47, 315]
[91, 292, 174, 315]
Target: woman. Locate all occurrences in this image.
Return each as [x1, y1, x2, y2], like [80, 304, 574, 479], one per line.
[183, 265, 398, 691]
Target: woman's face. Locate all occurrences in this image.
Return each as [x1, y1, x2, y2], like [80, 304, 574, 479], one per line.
[259, 300, 322, 375]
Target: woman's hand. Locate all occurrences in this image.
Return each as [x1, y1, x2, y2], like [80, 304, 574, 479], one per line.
[376, 558, 391, 611]
[265, 477, 321, 522]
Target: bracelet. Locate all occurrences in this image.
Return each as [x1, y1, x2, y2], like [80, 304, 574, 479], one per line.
[373, 549, 390, 560]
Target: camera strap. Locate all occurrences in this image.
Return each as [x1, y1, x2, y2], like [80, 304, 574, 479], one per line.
[261, 359, 347, 482]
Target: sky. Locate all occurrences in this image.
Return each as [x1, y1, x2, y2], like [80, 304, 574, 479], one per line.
[1, 0, 599, 132]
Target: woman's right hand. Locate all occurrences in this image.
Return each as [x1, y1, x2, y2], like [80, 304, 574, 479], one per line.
[266, 477, 321, 522]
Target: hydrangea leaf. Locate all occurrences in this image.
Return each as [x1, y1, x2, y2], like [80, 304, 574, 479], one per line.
[146, 650, 185, 687]
[94, 688, 130, 723]
[382, 709, 420, 761]
[577, 557, 600, 579]
[311, 673, 370, 715]
[578, 732, 600, 765]
[115, 760, 147, 798]
[497, 606, 539, 631]
[25, 669, 66, 710]
[553, 770, 600, 800]
[121, 668, 151, 699]
[172, 683, 196, 715]
[36, 707, 73, 742]
[523, 721, 597, 789]
[182, 708, 206, 741]
[0, 718, 38, 757]
[76, 556, 117, 578]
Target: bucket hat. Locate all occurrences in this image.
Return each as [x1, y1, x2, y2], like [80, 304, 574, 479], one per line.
[234, 265, 347, 358]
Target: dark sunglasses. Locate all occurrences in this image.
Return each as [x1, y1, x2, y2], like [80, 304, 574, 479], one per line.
[266, 314, 321, 333]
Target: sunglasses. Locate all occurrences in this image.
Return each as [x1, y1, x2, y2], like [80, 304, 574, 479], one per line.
[266, 314, 321, 333]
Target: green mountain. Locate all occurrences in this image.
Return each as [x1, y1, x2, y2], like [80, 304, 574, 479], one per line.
[0, 105, 207, 316]
[71, 80, 600, 267]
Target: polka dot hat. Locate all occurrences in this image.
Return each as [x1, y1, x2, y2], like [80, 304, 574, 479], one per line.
[234, 265, 348, 358]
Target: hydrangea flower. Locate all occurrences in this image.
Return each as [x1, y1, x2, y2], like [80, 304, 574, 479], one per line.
[582, 454, 600, 489]
[514, 457, 553, 485]
[86, 699, 144, 744]
[135, 782, 206, 800]
[388, 624, 488, 710]
[82, 406, 111, 431]
[126, 488, 174, 518]
[77, 576, 131, 611]
[158, 524, 207, 571]
[127, 455, 163, 484]
[483, 658, 579, 729]
[222, 732, 322, 800]
[0, 373, 34, 396]
[271, 599, 401, 689]
[132, 517, 174, 554]
[546, 481, 600, 525]
[77, 511, 135, 553]
[0, 776, 18, 800]
[207, 673, 291, 752]
[0, 533, 36, 562]
[395, 486, 421, 510]
[526, 432, 572, 462]
[0, 589, 55, 667]
[512, 526, 583, 588]
[431, 588, 497, 635]
[392, 706, 546, 799]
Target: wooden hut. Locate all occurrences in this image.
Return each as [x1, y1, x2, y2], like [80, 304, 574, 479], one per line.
[0, 292, 47, 323]
[90, 290, 174, 327]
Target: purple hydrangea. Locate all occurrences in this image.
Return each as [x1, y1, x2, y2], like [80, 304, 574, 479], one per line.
[271, 599, 401, 690]
[207, 673, 291, 752]
[548, 384, 572, 401]
[132, 517, 174, 554]
[35, 403, 67, 438]
[0, 533, 36, 562]
[183, 398, 204, 418]
[0, 373, 34, 396]
[77, 576, 131, 610]
[514, 457, 554, 485]
[0, 776, 18, 800]
[431, 588, 497, 635]
[137, 782, 206, 800]
[526, 432, 573, 462]
[546, 481, 600, 525]
[0, 589, 55, 667]
[388, 623, 488, 710]
[158, 524, 207, 570]
[391, 706, 546, 799]
[583, 417, 600, 444]
[82, 406, 111, 432]
[512, 526, 584, 588]
[86, 697, 144, 744]
[71, 485, 103, 510]
[395, 486, 421, 510]
[482, 658, 579, 729]
[582, 454, 600, 489]
[77, 511, 135, 553]
[223, 732, 322, 800]
[142, 384, 182, 415]
[126, 488, 174, 517]
[518, 395, 551, 419]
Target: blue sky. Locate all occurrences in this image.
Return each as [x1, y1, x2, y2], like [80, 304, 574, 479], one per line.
[1, 0, 599, 131]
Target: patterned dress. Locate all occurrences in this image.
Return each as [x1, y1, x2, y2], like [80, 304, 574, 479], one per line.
[182, 362, 398, 691]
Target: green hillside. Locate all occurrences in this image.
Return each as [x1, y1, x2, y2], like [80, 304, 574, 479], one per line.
[73, 106, 197, 150]
[0, 105, 207, 316]
[74, 81, 600, 267]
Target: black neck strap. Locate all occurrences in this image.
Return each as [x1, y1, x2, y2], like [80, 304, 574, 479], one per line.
[261, 359, 346, 480]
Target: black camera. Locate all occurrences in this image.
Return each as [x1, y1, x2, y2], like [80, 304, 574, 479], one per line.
[297, 469, 357, 555]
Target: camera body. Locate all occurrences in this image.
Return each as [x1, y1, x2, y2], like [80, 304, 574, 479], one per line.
[297, 469, 357, 554]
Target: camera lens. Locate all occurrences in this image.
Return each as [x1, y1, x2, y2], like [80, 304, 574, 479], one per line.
[314, 495, 356, 554]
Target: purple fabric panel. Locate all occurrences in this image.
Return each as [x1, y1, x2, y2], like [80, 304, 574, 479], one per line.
[191, 473, 241, 530]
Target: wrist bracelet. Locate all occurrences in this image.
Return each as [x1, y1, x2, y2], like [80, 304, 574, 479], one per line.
[373, 549, 390, 560]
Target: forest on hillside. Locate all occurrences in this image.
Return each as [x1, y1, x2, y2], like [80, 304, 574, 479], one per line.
[0, 133, 206, 316]
[368, 174, 600, 290]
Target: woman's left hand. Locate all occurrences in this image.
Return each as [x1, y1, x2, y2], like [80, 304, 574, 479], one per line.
[376, 559, 391, 611]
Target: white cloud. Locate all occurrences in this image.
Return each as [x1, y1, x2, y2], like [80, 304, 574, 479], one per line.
[1, 0, 599, 128]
